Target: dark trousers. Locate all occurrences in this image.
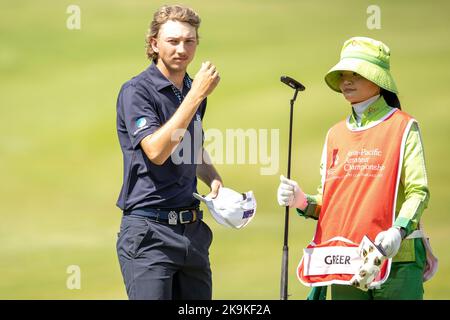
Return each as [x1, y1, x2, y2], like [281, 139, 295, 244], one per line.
[116, 214, 213, 300]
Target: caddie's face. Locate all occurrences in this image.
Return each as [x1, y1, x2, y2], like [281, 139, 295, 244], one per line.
[152, 20, 198, 73]
[338, 71, 380, 104]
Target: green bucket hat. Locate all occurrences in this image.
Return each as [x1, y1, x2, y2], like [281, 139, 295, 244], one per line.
[325, 37, 398, 94]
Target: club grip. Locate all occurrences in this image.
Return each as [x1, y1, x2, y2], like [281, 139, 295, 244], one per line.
[280, 245, 289, 300]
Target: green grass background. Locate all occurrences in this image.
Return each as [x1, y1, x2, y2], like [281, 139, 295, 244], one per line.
[1, 0, 449, 299]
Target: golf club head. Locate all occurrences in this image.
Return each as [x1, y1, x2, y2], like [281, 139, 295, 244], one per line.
[280, 76, 305, 91]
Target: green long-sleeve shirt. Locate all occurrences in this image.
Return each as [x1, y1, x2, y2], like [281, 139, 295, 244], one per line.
[298, 97, 430, 246]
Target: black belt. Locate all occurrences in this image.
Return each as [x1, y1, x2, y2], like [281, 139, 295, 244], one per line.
[124, 207, 203, 225]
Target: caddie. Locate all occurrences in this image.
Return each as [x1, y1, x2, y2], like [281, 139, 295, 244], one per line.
[277, 37, 437, 299]
[115, 5, 223, 300]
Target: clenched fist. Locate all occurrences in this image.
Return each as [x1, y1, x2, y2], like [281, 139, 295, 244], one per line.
[374, 227, 403, 258]
[277, 175, 308, 210]
[190, 61, 220, 100]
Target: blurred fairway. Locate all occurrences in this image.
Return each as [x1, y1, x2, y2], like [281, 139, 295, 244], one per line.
[1, 0, 449, 299]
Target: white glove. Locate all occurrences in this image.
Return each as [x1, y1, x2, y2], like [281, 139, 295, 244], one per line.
[277, 175, 307, 210]
[374, 227, 402, 259]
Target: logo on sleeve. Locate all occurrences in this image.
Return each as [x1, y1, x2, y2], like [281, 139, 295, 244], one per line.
[133, 117, 149, 136]
[136, 117, 147, 128]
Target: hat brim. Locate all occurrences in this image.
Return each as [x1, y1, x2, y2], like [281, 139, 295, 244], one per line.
[193, 192, 230, 226]
[193, 192, 210, 203]
[325, 58, 398, 94]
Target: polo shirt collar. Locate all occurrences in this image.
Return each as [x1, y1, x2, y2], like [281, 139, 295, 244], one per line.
[349, 95, 391, 127]
[146, 63, 191, 91]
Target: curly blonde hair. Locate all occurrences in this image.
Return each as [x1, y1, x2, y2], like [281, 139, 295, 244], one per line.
[145, 5, 201, 62]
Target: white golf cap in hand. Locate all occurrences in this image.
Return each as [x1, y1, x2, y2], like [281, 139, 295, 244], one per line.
[193, 187, 256, 229]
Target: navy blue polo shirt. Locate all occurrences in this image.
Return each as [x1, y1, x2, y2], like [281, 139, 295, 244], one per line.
[116, 63, 207, 211]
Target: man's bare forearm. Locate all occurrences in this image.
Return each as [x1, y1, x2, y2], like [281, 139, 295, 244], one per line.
[140, 92, 204, 165]
[197, 150, 222, 186]
[197, 162, 222, 188]
[140, 62, 220, 165]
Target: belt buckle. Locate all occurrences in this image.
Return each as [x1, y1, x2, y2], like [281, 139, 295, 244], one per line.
[168, 211, 178, 225]
[179, 210, 196, 224]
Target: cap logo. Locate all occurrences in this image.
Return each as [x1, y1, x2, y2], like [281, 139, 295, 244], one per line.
[243, 209, 254, 218]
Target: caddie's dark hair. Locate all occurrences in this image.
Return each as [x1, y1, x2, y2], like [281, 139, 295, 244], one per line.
[380, 88, 401, 110]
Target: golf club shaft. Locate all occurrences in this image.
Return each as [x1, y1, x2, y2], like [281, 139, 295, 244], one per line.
[280, 93, 297, 300]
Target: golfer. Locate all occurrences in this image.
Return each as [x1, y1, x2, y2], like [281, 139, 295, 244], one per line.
[277, 37, 434, 299]
[115, 5, 222, 300]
